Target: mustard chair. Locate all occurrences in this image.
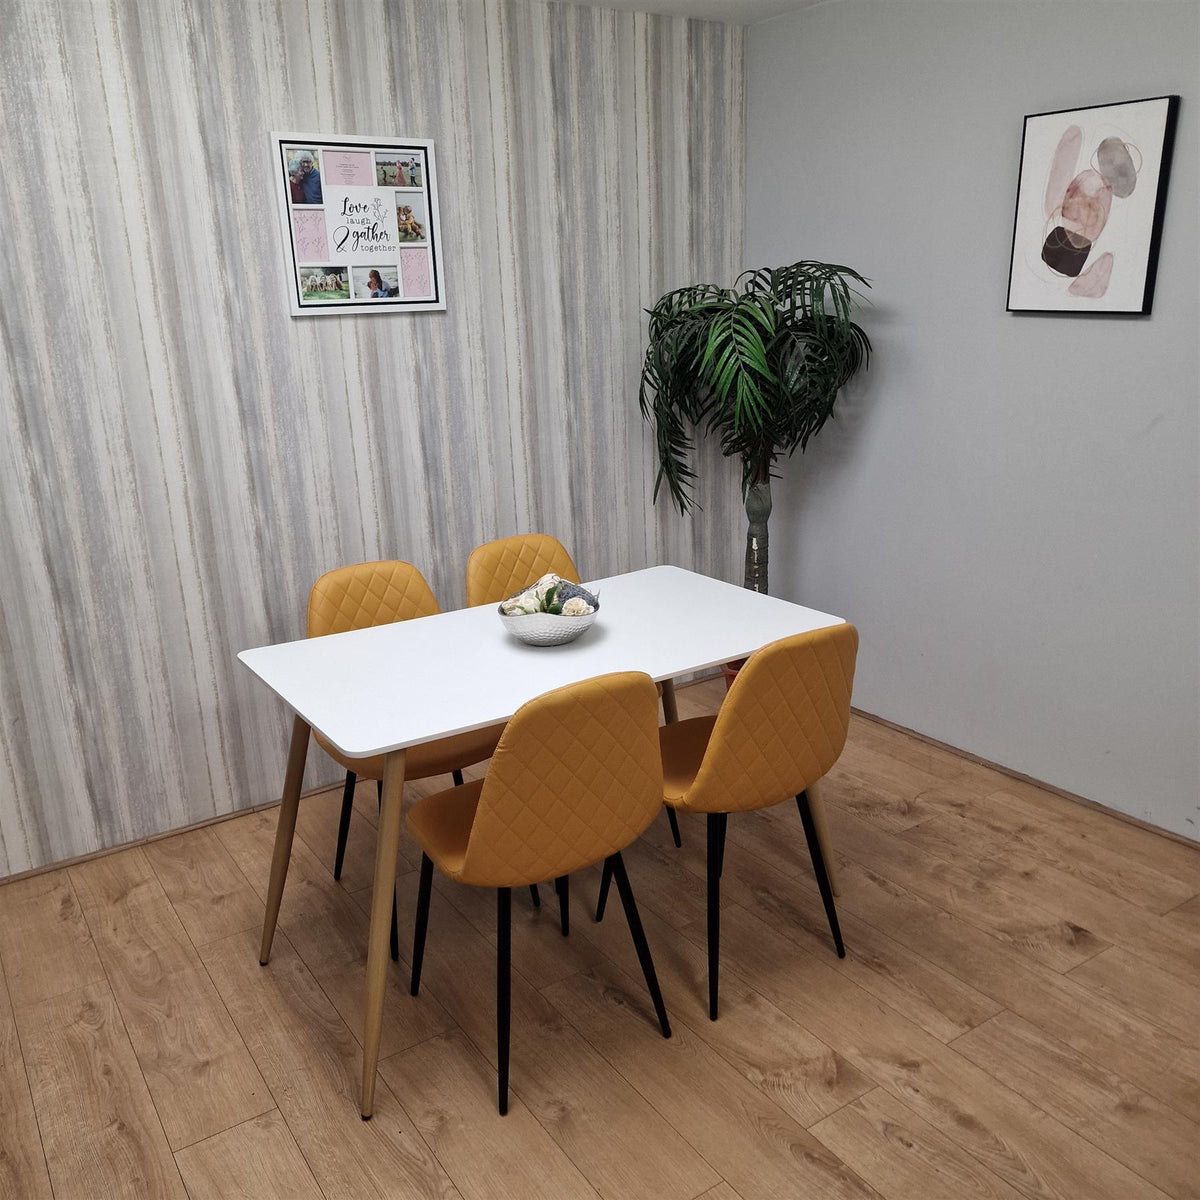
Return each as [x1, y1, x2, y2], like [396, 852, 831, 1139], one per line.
[406, 671, 672, 1114]
[465, 533, 582, 608]
[596, 624, 858, 1019]
[466, 532, 686, 873]
[307, 560, 507, 957]
[470, 535, 619, 923]
[466, 533, 581, 922]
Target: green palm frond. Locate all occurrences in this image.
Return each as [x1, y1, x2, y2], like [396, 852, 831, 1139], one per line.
[640, 260, 871, 511]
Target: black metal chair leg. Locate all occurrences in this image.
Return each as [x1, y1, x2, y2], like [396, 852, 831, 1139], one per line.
[376, 781, 400, 962]
[666, 805, 683, 848]
[529, 884, 541, 907]
[452, 768, 464, 787]
[608, 854, 671, 1038]
[594, 858, 613, 922]
[497, 887, 512, 1115]
[716, 812, 728, 878]
[554, 875, 569, 936]
[706, 813, 721, 1019]
[796, 792, 845, 958]
[410, 854, 434, 995]
[333, 771, 356, 881]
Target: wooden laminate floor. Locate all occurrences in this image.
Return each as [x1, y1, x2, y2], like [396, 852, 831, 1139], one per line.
[1, 679, 1198, 1200]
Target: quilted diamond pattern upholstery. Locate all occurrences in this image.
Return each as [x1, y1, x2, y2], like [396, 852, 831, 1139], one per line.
[667, 624, 859, 814]
[307, 560, 440, 637]
[405, 672, 663, 887]
[306, 560, 503, 780]
[465, 534, 581, 608]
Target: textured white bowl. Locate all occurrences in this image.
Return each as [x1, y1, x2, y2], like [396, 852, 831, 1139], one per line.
[499, 609, 597, 646]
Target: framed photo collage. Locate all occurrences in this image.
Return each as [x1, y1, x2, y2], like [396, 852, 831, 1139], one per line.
[272, 131, 446, 316]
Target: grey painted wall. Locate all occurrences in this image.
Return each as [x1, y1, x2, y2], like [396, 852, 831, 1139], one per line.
[747, 0, 1199, 838]
[0, 0, 745, 876]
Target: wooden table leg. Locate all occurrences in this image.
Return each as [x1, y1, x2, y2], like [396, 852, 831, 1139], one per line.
[660, 678, 679, 725]
[259, 716, 311, 965]
[361, 747, 406, 1119]
[805, 778, 839, 896]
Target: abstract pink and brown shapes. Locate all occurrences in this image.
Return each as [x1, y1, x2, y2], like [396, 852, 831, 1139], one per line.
[293, 209, 329, 261]
[1062, 170, 1112, 241]
[1097, 136, 1140, 197]
[322, 150, 373, 186]
[1041, 125, 1140, 295]
[401, 249, 432, 298]
[1069, 252, 1114, 298]
[1044, 125, 1082, 218]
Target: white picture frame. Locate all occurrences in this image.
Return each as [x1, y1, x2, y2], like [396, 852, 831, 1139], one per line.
[272, 131, 447, 316]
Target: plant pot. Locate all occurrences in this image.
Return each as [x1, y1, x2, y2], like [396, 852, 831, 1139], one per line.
[719, 659, 746, 691]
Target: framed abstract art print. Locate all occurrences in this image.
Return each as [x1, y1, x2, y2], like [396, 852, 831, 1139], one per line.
[272, 131, 446, 316]
[1006, 95, 1178, 315]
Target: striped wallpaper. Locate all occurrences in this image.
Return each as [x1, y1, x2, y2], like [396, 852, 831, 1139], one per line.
[0, 0, 745, 876]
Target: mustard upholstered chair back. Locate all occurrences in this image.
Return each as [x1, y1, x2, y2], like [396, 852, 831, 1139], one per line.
[465, 534, 581, 608]
[680, 624, 859, 814]
[458, 672, 662, 886]
[308, 560, 440, 638]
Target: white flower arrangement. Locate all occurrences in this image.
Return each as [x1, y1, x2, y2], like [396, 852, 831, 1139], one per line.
[498, 573, 597, 617]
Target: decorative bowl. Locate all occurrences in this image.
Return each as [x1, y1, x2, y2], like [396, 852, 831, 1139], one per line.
[499, 608, 598, 646]
[498, 579, 600, 646]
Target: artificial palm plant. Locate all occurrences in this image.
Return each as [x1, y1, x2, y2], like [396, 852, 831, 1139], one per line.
[639, 260, 870, 593]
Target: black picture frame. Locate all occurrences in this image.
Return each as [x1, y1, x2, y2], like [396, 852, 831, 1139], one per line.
[1006, 95, 1178, 315]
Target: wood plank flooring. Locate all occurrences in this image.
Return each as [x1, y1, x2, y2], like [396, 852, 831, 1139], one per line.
[0, 678, 1196, 1200]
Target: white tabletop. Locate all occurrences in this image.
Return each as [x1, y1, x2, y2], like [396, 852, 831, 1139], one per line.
[238, 565, 844, 759]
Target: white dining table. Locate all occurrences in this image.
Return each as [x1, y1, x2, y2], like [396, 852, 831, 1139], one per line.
[240, 564, 846, 1117]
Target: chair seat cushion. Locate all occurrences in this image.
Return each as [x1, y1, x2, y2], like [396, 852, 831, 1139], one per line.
[314, 722, 505, 782]
[659, 715, 717, 809]
[406, 778, 484, 879]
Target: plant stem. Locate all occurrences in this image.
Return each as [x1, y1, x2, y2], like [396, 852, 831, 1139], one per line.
[743, 463, 772, 593]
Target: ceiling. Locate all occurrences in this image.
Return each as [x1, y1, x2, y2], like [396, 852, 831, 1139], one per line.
[555, 0, 827, 25]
